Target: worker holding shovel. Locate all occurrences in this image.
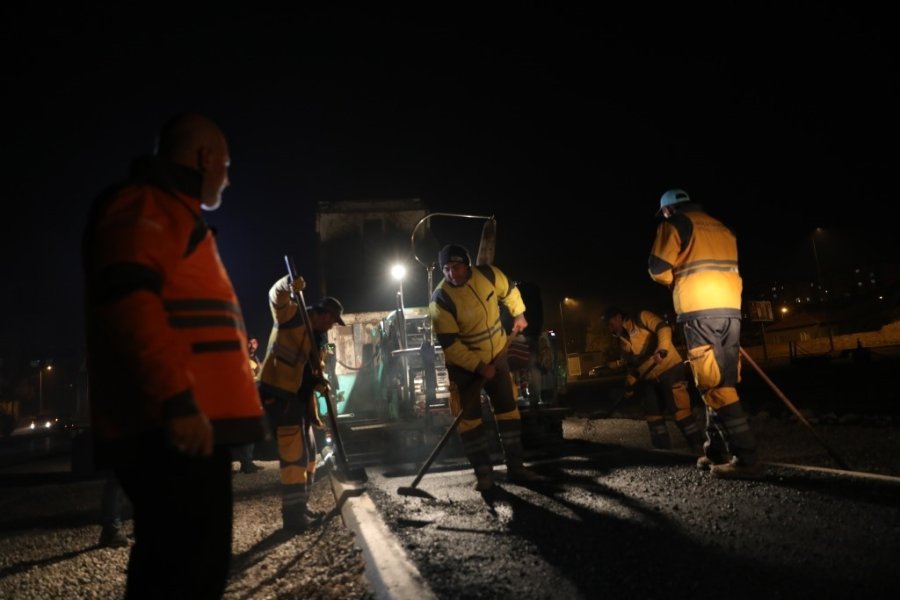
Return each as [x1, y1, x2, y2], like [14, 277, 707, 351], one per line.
[257, 273, 346, 532]
[429, 244, 544, 492]
[604, 306, 704, 453]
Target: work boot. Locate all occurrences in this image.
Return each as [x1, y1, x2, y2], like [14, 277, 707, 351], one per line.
[240, 462, 263, 474]
[710, 457, 766, 481]
[283, 512, 321, 534]
[696, 455, 731, 471]
[506, 464, 546, 484]
[474, 465, 494, 491]
[283, 514, 312, 533]
[697, 431, 732, 470]
[304, 505, 326, 520]
[647, 419, 672, 450]
[283, 501, 323, 533]
[98, 525, 129, 548]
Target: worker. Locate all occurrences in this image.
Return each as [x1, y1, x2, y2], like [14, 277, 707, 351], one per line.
[604, 306, 704, 452]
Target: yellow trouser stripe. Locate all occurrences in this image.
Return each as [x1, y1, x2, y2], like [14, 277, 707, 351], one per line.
[704, 386, 739, 410]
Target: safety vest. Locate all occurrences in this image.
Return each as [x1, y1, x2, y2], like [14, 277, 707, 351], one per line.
[83, 157, 265, 458]
[430, 264, 526, 373]
[613, 311, 683, 380]
[648, 203, 742, 322]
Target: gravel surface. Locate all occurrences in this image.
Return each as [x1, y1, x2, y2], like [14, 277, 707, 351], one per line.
[1, 407, 898, 599]
[0, 463, 374, 600]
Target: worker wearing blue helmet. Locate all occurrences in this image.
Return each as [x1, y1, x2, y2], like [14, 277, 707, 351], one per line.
[648, 189, 763, 480]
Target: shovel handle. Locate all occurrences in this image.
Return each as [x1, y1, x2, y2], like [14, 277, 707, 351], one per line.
[739, 347, 850, 470]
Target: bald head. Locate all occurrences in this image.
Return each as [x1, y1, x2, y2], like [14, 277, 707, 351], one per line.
[156, 113, 222, 160]
[156, 113, 231, 211]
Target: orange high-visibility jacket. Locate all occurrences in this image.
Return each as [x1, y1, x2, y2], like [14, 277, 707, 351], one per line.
[82, 157, 265, 462]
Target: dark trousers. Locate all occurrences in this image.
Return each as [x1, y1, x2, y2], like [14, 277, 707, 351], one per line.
[101, 472, 126, 528]
[116, 434, 233, 600]
[231, 442, 255, 466]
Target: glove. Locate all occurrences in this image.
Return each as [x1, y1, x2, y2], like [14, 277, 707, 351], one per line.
[291, 275, 306, 294]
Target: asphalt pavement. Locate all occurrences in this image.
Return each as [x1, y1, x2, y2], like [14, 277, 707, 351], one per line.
[354, 425, 900, 599]
[3, 378, 900, 599]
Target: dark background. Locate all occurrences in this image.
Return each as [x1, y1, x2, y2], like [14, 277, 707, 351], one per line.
[2, 5, 897, 377]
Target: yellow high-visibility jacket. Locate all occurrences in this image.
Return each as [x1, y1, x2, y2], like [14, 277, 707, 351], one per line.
[430, 265, 526, 373]
[610, 310, 683, 380]
[258, 276, 315, 399]
[648, 203, 742, 322]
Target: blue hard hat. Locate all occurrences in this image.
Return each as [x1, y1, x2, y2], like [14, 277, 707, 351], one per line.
[658, 189, 690, 215]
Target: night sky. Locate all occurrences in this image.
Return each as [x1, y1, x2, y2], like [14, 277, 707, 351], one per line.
[2, 4, 897, 363]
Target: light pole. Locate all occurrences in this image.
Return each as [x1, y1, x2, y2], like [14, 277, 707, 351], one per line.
[558, 297, 570, 359]
[38, 363, 52, 413]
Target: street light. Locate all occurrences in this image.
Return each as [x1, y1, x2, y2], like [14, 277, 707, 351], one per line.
[38, 363, 53, 413]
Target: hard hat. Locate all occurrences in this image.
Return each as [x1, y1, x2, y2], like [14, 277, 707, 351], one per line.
[658, 189, 690, 215]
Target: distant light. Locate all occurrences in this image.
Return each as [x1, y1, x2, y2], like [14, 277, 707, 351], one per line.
[391, 264, 406, 281]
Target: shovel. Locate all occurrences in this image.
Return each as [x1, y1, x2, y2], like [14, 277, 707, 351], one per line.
[739, 347, 850, 470]
[397, 335, 515, 498]
[396, 409, 467, 499]
[590, 350, 668, 419]
[285, 256, 367, 483]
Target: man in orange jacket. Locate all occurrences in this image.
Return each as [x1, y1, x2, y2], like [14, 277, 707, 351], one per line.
[82, 113, 267, 598]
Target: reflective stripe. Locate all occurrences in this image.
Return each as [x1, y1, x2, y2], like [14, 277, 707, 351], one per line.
[673, 259, 739, 277]
[164, 298, 243, 314]
[169, 315, 242, 329]
[458, 320, 503, 347]
[192, 340, 242, 353]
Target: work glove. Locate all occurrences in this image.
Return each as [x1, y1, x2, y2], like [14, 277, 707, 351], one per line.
[291, 275, 306, 294]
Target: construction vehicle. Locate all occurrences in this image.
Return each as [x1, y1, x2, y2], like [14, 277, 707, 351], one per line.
[312, 200, 570, 467]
